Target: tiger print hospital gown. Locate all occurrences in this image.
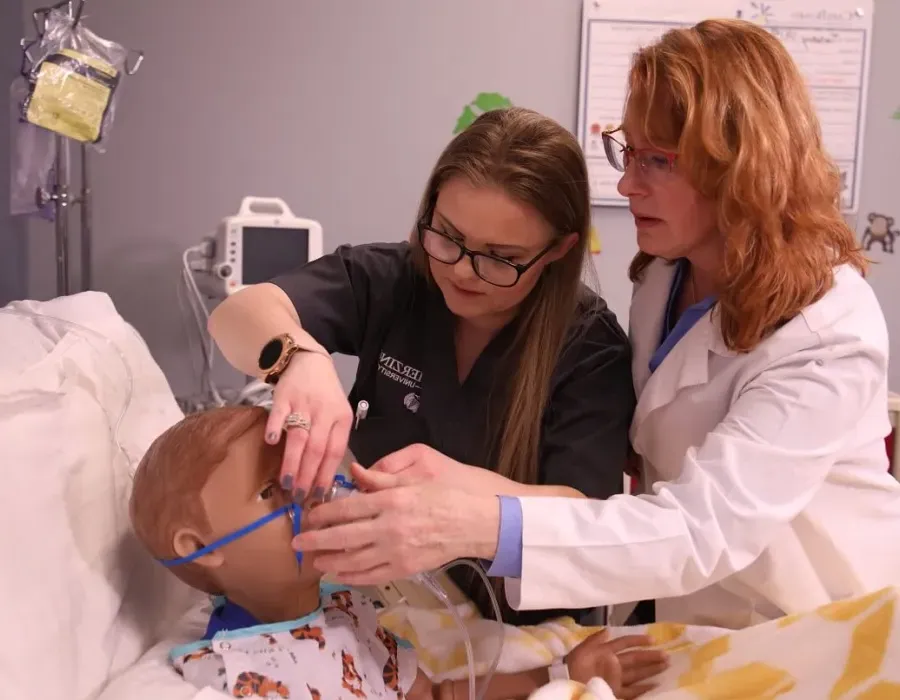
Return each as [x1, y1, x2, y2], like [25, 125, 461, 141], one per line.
[171, 585, 419, 699]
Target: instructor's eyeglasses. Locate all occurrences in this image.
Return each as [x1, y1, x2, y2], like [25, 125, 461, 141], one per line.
[417, 223, 556, 288]
[602, 127, 677, 182]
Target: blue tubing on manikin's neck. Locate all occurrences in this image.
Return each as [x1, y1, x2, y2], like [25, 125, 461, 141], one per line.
[157, 501, 304, 568]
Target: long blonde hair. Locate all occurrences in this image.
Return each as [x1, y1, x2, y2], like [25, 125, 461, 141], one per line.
[410, 106, 591, 487]
[626, 19, 866, 351]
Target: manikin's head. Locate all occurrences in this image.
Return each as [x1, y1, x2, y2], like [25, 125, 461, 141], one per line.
[130, 406, 321, 618]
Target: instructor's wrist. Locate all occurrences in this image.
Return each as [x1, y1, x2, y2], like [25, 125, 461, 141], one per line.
[465, 494, 502, 561]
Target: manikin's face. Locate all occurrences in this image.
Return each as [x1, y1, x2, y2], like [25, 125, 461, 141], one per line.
[194, 425, 320, 603]
[425, 177, 576, 326]
[616, 113, 718, 262]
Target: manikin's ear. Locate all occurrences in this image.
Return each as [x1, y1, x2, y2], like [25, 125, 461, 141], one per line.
[547, 232, 580, 262]
[172, 527, 225, 569]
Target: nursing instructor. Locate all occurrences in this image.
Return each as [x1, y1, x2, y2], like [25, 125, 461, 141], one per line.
[295, 19, 900, 629]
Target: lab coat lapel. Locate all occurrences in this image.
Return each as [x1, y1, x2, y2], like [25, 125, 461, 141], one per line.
[630, 260, 720, 449]
[628, 260, 674, 400]
[634, 316, 712, 421]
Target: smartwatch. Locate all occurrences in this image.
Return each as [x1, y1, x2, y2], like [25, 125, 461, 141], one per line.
[258, 334, 303, 385]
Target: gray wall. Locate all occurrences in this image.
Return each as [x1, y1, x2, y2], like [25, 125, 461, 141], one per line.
[15, 0, 900, 396]
[856, 1, 900, 375]
[2, 0, 27, 305]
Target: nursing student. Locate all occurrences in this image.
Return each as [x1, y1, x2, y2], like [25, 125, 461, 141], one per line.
[207, 107, 635, 625]
[295, 19, 900, 630]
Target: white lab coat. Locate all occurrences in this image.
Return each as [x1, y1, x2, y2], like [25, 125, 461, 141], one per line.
[506, 259, 900, 629]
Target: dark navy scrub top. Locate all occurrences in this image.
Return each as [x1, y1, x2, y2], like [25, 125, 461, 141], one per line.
[271, 242, 636, 625]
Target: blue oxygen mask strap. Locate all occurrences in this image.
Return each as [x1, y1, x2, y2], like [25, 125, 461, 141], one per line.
[158, 501, 304, 567]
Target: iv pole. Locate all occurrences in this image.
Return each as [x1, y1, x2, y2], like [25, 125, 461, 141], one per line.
[24, 0, 142, 296]
[38, 133, 76, 294]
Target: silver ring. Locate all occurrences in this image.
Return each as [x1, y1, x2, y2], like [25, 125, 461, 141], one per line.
[283, 412, 311, 431]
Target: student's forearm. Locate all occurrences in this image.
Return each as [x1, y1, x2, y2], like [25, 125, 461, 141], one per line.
[438, 669, 551, 700]
[207, 282, 327, 376]
[476, 470, 586, 499]
[520, 484, 587, 498]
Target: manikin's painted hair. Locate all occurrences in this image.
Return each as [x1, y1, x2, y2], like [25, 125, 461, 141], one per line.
[129, 405, 282, 594]
[625, 19, 865, 352]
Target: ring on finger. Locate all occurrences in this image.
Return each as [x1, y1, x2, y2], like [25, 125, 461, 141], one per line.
[284, 412, 312, 431]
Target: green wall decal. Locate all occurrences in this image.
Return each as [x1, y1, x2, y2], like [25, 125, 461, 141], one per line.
[453, 92, 513, 134]
[893, 106, 900, 120]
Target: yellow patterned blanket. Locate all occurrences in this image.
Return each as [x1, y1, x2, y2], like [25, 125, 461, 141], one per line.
[378, 586, 900, 699]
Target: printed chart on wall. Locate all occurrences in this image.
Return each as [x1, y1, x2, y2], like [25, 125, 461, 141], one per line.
[577, 0, 875, 212]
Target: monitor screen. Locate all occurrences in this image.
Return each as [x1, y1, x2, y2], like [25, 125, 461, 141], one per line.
[241, 226, 310, 284]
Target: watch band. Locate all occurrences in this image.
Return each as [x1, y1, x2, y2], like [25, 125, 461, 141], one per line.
[548, 660, 570, 682]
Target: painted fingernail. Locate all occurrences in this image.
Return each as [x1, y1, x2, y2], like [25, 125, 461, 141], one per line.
[293, 488, 306, 504]
[281, 474, 293, 491]
[266, 431, 279, 444]
[312, 486, 325, 502]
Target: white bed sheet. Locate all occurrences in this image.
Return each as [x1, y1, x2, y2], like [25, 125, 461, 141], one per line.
[98, 602, 229, 700]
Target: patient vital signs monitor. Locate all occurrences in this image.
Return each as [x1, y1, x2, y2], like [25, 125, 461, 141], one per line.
[208, 196, 323, 297]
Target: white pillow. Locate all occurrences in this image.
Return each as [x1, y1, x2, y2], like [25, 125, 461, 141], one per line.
[0, 292, 202, 700]
[3, 293, 184, 474]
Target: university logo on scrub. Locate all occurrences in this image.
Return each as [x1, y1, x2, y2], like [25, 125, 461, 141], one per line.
[378, 352, 422, 386]
[377, 352, 421, 413]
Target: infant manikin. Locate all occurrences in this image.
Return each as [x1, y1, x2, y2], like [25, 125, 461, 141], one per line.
[129, 406, 666, 700]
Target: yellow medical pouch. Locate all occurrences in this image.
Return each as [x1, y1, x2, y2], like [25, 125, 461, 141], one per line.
[24, 48, 120, 144]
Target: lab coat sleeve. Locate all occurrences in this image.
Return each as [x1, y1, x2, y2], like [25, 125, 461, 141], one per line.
[504, 339, 885, 611]
[269, 242, 411, 356]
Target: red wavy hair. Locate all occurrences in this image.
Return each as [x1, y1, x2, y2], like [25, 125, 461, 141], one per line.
[626, 19, 866, 351]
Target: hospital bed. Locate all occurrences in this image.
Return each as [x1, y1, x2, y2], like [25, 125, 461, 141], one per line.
[3, 291, 899, 700]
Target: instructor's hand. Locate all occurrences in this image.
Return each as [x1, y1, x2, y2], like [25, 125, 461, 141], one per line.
[292, 485, 501, 585]
[265, 352, 353, 503]
[361, 444, 507, 495]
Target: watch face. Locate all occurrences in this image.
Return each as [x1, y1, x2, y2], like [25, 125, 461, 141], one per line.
[259, 338, 285, 371]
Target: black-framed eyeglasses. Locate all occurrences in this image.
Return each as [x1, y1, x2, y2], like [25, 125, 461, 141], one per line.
[416, 222, 557, 288]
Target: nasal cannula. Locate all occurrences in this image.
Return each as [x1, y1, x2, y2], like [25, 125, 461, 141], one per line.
[323, 399, 505, 700]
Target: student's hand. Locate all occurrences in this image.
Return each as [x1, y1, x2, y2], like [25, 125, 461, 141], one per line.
[565, 631, 668, 699]
[265, 351, 353, 503]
